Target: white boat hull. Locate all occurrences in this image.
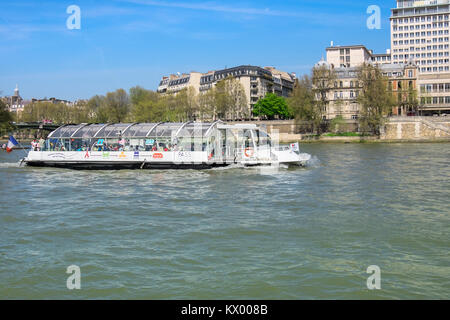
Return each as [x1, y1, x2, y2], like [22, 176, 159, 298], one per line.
[24, 149, 311, 170]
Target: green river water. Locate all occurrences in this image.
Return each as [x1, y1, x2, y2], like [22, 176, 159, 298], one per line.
[0, 143, 449, 299]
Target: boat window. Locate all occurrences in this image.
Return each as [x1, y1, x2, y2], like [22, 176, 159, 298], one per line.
[125, 123, 158, 137]
[46, 138, 70, 151]
[48, 124, 85, 139]
[256, 130, 271, 147]
[44, 122, 227, 152]
[94, 124, 131, 138]
[149, 123, 184, 138]
[72, 124, 106, 138]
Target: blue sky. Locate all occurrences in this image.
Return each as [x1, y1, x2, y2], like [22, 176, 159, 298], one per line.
[0, 0, 395, 100]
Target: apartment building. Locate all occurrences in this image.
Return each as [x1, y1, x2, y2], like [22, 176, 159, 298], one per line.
[318, 45, 418, 119]
[157, 65, 296, 115]
[326, 44, 393, 68]
[157, 72, 203, 94]
[391, 0, 450, 114]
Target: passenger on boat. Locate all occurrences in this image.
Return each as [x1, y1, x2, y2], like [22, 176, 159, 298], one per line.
[31, 139, 38, 151]
[39, 138, 45, 151]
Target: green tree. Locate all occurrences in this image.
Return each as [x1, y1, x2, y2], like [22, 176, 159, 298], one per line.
[198, 90, 215, 121]
[132, 98, 167, 122]
[252, 93, 291, 120]
[130, 86, 158, 107]
[401, 84, 419, 115]
[329, 115, 345, 134]
[357, 63, 395, 135]
[312, 64, 337, 118]
[0, 100, 13, 133]
[225, 78, 248, 120]
[213, 79, 232, 120]
[288, 76, 322, 133]
[104, 89, 130, 123]
[173, 87, 198, 121]
[86, 95, 108, 123]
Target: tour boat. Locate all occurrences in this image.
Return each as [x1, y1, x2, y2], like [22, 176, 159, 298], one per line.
[23, 122, 311, 169]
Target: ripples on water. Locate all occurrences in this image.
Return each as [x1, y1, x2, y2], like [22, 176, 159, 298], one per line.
[0, 144, 449, 299]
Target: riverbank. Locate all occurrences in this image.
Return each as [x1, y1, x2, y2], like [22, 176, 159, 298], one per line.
[252, 117, 450, 144]
[280, 136, 450, 144]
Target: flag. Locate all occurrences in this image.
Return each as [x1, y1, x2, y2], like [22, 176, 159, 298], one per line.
[290, 142, 299, 152]
[6, 136, 19, 153]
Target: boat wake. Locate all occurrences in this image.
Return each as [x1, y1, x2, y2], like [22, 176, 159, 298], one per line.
[209, 163, 246, 171]
[305, 155, 321, 168]
[0, 162, 22, 168]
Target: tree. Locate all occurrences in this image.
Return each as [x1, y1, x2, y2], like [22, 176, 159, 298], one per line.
[130, 86, 158, 107]
[402, 84, 419, 115]
[0, 100, 13, 133]
[357, 63, 395, 135]
[174, 87, 198, 121]
[104, 89, 130, 123]
[198, 90, 215, 121]
[86, 95, 108, 123]
[312, 64, 337, 118]
[213, 79, 232, 120]
[252, 93, 291, 120]
[225, 78, 248, 120]
[132, 97, 167, 122]
[329, 115, 345, 134]
[288, 76, 322, 133]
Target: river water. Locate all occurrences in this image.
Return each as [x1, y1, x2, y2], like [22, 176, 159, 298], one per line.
[0, 143, 449, 299]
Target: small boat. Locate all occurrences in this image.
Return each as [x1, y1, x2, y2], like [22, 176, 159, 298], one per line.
[23, 122, 311, 170]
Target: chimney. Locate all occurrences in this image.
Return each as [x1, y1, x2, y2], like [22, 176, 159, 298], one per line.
[330, 41, 334, 47]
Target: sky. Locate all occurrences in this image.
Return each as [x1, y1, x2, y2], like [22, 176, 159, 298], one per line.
[0, 0, 395, 101]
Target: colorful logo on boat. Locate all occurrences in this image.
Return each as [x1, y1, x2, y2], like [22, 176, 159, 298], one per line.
[84, 150, 90, 158]
[134, 151, 140, 159]
[119, 152, 127, 158]
[102, 152, 110, 159]
[153, 153, 163, 159]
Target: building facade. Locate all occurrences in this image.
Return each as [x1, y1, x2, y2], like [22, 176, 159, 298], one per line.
[3, 85, 31, 114]
[157, 72, 203, 94]
[157, 65, 296, 116]
[2, 85, 74, 117]
[391, 0, 450, 114]
[317, 45, 419, 120]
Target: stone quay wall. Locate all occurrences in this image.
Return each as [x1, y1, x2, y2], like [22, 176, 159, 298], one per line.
[383, 117, 450, 140]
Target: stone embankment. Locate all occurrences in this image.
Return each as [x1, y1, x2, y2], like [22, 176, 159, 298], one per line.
[383, 116, 450, 141]
[232, 117, 450, 143]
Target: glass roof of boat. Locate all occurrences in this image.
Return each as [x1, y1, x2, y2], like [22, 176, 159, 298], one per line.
[48, 122, 222, 139]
